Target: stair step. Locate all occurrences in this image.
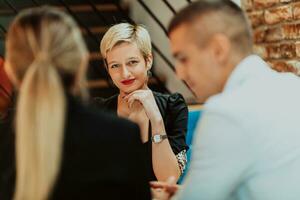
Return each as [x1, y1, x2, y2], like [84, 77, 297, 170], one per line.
[87, 79, 109, 89]
[87, 59, 106, 80]
[89, 52, 102, 61]
[0, 3, 118, 15]
[56, 4, 117, 12]
[81, 26, 108, 35]
[0, 0, 118, 10]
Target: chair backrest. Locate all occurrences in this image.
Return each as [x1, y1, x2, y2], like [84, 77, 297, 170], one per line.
[178, 109, 202, 183]
[186, 110, 202, 146]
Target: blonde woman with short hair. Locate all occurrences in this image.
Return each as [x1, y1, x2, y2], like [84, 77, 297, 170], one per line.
[1, 7, 150, 200]
[94, 23, 189, 182]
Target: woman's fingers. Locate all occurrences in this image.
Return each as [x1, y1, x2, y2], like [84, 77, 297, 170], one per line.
[124, 90, 150, 102]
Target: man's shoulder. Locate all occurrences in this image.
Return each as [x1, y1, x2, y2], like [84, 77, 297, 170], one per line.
[204, 90, 244, 113]
[203, 83, 258, 123]
[204, 70, 300, 123]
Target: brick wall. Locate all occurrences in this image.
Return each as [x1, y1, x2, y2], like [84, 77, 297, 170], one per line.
[242, 0, 300, 74]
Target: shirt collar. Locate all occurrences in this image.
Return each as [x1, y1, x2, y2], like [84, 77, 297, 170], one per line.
[223, 54, 272, 92]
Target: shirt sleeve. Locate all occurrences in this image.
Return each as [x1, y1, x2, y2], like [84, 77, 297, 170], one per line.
[165, 93, 189, 174]
[173, 110, 253, 200]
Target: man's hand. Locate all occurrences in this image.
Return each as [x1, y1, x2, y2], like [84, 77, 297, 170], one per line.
[150, 176, 179, 200]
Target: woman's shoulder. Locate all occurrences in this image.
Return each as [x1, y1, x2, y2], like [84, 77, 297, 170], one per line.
[153, 91, 186, 106]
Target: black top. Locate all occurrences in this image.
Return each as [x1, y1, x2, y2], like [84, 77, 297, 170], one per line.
[0, 105, 15, 200]
[93, 92, 189, 181]
[0, 95, 151, 200]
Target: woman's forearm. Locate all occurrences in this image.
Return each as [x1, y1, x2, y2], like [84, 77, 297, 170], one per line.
[151, 119, 181, 181]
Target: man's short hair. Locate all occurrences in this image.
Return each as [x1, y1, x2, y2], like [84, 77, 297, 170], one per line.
[168, 0, 253, 55]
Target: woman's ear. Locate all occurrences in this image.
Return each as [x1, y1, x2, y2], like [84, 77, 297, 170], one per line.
[146, 54, 153, 70]
[4, 60, 20, 89]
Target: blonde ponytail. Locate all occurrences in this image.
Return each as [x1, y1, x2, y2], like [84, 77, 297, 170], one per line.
[6, 7, 88, 200]
[14, 57, 66, 200]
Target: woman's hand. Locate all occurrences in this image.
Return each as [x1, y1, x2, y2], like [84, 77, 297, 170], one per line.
[126, 100, 149, 142]
[124, 89, 162, 124]
[127, 100, 147, 124]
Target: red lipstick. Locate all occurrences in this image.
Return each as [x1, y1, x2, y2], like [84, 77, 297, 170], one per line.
[121, 78, 135, 85]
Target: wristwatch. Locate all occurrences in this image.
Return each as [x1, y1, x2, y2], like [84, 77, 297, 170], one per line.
[151, 134, 168, 144]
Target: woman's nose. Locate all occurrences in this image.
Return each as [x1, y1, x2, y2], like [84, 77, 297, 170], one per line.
[121, 65, 131, 78]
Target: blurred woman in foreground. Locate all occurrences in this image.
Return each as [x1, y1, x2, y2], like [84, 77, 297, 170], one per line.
[2, 6, 150, 200]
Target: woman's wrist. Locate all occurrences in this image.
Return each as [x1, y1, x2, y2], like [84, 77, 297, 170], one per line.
[150, 116, 163, 125]
[151, 118, 165, 135]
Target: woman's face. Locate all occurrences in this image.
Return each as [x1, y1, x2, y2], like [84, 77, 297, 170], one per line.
[106, 42, 151, 94]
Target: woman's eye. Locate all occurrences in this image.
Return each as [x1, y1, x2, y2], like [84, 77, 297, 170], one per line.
[110, 64, 119, 69]
[128, 60, 138, 65]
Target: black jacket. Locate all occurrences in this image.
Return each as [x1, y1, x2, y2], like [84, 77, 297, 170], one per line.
[93, 92, 189, 181]
[0, 95, 151, 200]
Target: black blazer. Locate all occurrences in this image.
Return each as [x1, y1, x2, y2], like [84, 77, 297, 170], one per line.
[0, 95, 151, 200]
[93, 92, 189, 181]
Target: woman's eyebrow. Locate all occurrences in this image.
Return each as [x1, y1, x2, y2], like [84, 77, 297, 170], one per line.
[127, 57, 139, 60]
[107, 60, 118, 65]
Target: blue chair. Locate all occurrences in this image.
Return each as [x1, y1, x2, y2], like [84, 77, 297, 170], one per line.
[178, 109, 202, 183]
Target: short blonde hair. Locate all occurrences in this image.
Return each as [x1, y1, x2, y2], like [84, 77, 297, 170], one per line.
[100, 23, 152, 60]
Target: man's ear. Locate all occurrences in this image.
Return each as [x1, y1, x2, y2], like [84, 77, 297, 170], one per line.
[145, 54, 153, 70]
[210, 33, 231, 66]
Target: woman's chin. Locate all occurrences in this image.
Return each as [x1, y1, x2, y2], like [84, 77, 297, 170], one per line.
[120, 87, 136, 94]
[120, 84, 145, 94]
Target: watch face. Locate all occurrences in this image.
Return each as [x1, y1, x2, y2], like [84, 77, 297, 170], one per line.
[153, 135, 161, 143]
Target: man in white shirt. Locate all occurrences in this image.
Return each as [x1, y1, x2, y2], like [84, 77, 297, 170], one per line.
[151, 0, 300, 200]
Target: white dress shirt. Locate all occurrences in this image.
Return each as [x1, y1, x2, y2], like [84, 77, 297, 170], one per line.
[174, 55, 300, 200]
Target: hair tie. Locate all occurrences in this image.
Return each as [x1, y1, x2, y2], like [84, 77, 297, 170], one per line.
[35, 51, 50, 62]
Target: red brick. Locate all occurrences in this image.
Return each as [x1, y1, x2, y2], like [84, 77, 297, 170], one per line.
[261, 43, 296, 59]
[266, 44, 281, 59]
[253, 28, 267, 43]
[253, 45, 267, 58]
[265, 27, 284, 42]
[254, 26, 287, 43]
[280, 43, 296, 58]
[242, 0, 253, 11]
[293, 3, 300, 20]
[287, 61, 300, 75]
[248, 10, 265, 27]
[264, 5, 292, 25]
[269, 60, 299, 74]
[253, 0, 279, 9]
[295, 41, 300, 57]
[282, 23, 300, 39]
